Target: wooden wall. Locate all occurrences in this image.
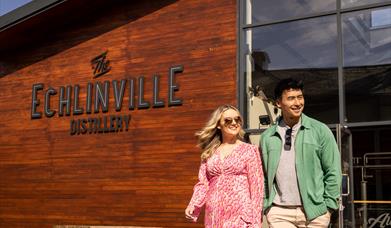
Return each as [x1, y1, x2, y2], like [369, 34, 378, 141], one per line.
[0, 0, 237, 227]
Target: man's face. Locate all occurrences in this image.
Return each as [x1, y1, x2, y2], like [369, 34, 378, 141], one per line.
[276, 88, 304, 121]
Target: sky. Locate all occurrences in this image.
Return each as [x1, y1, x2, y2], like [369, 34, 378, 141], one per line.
[371, 7, 391, 27]
[0, 0, 32, 16]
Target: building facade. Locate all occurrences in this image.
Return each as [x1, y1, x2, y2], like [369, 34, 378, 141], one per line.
[240, 1, 391, 227]
[0, 0, 390, 227]
[0, 0, 237, 227]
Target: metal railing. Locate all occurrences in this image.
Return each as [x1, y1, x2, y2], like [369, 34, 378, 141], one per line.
[353, 152, 391, 228]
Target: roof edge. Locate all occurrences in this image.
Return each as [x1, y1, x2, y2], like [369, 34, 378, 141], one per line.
[0, 0, 66, 32]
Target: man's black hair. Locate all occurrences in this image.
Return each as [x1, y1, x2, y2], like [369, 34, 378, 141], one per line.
[274, 78, 304, 100]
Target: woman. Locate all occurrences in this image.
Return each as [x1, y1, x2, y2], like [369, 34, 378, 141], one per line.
[185, 104, 264, 227]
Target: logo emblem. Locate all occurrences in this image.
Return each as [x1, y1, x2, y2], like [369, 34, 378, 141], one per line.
[91, 51, 111, 78]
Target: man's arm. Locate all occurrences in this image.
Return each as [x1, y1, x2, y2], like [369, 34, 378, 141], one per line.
[260, 134, 269, 208]
[320, 126, 342, 210]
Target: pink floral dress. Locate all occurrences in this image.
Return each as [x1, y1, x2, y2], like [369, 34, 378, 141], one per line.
[187, 143, 264, 227]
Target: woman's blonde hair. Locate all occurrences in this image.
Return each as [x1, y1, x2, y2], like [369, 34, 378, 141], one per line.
[196, 104, 245, 161]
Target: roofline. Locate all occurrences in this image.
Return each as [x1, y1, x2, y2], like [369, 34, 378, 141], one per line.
[0, 0, 66, 32]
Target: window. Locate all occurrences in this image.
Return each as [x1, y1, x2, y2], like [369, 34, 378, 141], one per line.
[0, 0, 32, 16]
[248, 0, 335, 25]
[243, 15, 339, 128]
[343, 6, 391, 122]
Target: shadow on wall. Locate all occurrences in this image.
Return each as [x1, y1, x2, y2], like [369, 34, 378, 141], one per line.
[0, 0, 178, 78]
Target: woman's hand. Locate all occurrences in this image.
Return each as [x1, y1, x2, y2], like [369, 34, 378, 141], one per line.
[185, 206, 196, 221]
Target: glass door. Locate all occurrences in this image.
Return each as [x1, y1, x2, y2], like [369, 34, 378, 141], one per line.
[336, 124, 355, 228]
[350, 126, 391, 228]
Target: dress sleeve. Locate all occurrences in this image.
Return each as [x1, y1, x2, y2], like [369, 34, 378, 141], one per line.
[247, 145, 264, 226]
[186, 161, 209, 221]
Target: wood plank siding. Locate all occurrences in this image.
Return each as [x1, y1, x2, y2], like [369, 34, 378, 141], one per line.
[0, 0, 237, 227]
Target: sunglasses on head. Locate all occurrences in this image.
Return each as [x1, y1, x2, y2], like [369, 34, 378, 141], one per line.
[285, 128, 292, 150]
[223, 116, 242, 126]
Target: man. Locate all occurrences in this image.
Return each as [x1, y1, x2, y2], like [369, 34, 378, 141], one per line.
[260, 78, 341, 227]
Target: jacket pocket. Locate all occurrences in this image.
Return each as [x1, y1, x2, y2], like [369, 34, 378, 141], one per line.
[302, 142, 324, 204]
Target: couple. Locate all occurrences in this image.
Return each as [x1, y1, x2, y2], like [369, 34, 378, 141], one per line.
[185, 78, 342, 227]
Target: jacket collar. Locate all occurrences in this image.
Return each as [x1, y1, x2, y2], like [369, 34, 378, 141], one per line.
[270, 113, 311, 136]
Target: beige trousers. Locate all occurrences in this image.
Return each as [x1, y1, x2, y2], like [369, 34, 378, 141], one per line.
[266, 205, 331, 228]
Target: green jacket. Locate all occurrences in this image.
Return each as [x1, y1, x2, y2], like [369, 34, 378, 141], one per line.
[260, 113, 341, 220]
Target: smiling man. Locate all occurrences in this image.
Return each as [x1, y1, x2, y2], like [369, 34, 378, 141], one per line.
[260, 78, 342, 228]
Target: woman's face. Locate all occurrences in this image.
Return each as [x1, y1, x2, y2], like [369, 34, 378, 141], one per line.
[219, 109, 242, 138]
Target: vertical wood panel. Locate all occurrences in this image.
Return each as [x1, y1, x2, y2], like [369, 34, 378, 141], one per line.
[0, 0, 237, 227]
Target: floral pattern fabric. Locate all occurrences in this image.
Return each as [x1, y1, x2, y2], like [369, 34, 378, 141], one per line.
[187, 143, 264, 227]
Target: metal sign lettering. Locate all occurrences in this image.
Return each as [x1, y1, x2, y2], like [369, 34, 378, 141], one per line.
[91, 51, 111, 78]
[30, 50, 184, 136]
[368, 212, 391, 228]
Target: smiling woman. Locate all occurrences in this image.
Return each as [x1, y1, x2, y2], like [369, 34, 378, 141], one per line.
[0, 0, 239, 227]
[185, 104, 264, 227]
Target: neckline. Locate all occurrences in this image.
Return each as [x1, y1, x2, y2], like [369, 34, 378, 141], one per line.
[218, 142, 243, 161]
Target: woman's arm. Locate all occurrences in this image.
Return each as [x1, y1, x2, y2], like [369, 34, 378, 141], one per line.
[247, 145, 264, 225]
[185, 161, 209, 222]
